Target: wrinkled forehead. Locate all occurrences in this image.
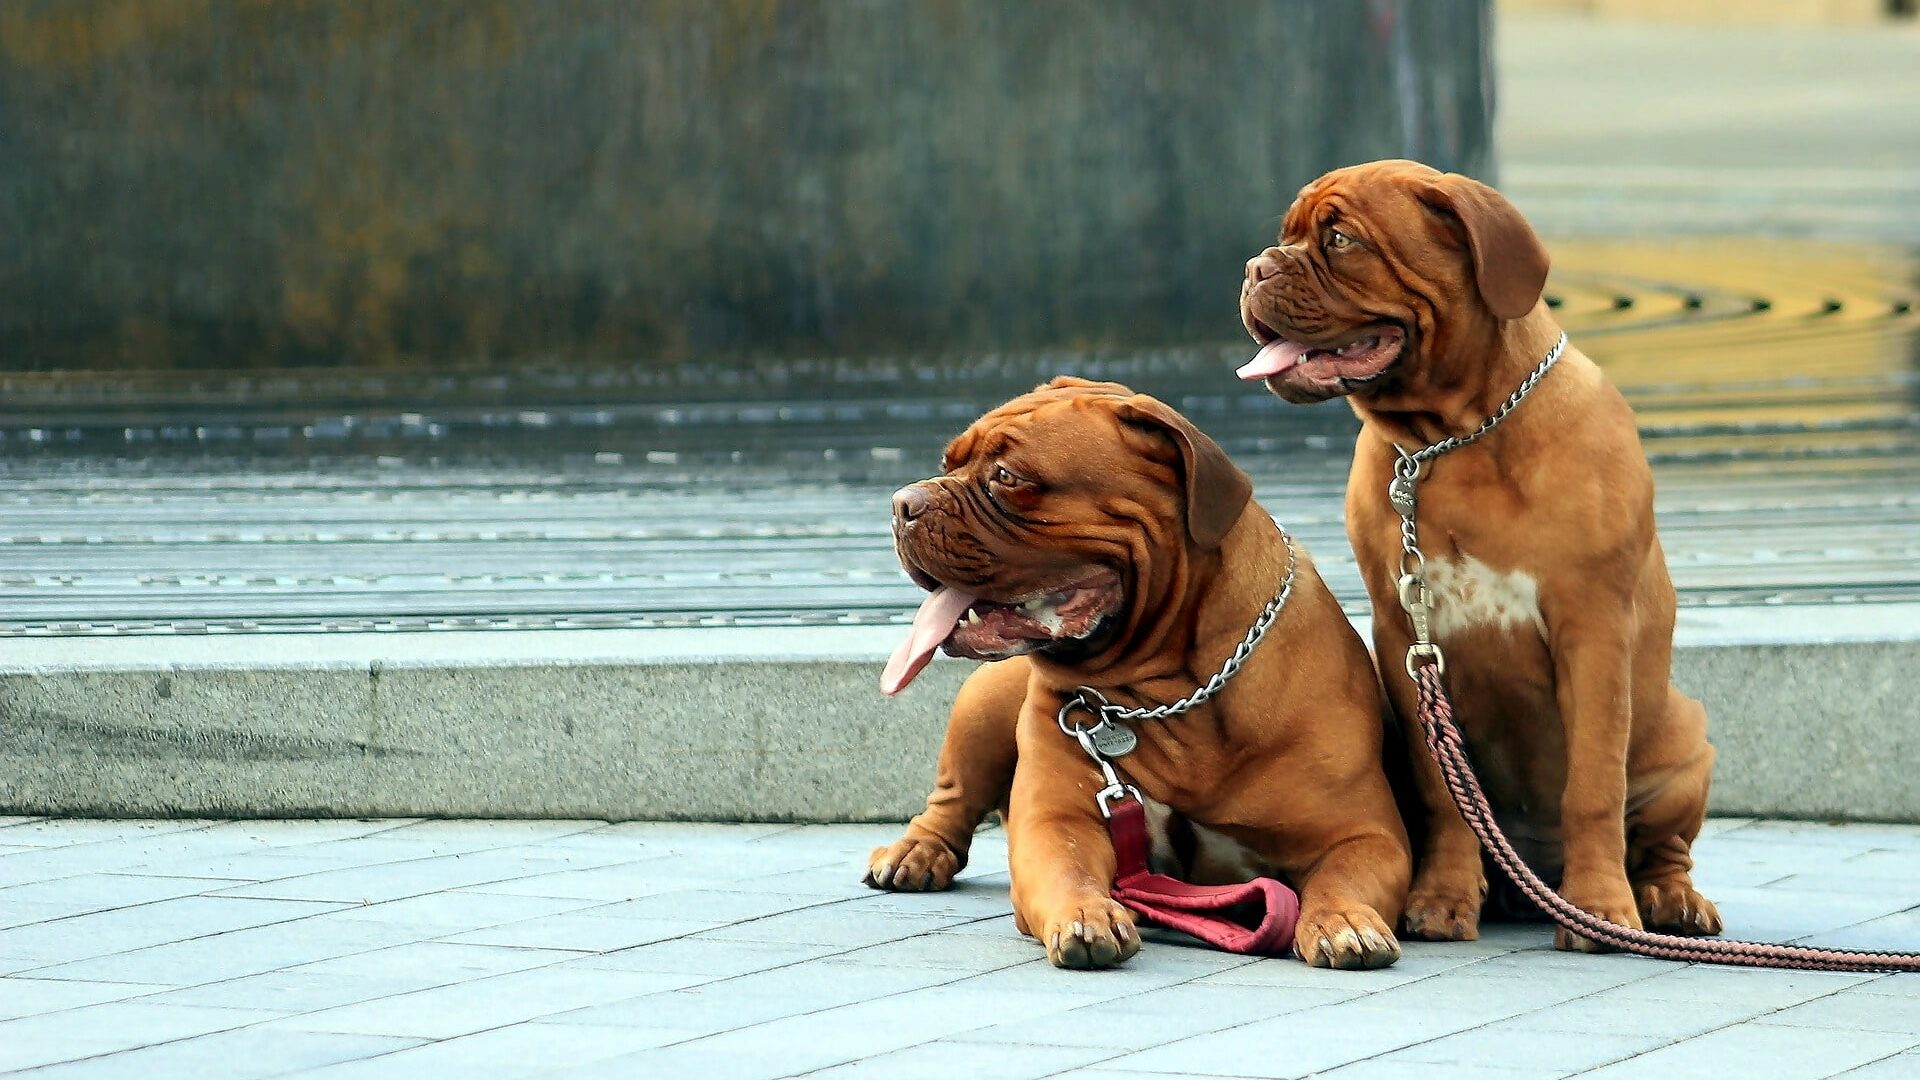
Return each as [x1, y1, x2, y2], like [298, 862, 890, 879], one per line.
[1283, 160, 1440, 236]
[941, 394, 1121, 472]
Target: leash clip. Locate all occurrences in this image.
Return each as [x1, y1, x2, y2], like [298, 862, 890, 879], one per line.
[1397, 572, 1435, 644]
[1398, 572, 1447, 678]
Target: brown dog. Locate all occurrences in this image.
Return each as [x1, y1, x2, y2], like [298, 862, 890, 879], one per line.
[866, 377, 1410, 970]
[1237, 159, 1721, 951]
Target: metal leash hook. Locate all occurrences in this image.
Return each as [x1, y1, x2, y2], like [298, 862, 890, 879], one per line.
[1058, 699, 1140, 818]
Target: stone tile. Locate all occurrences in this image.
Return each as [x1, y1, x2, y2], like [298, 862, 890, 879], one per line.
[289, 941, 582, 981]
[697, 907, 975, 948]
[0, 873, 235, 922]
[0, 1002, 267, 1072]
[1833, 1050, 1920, 1078]
[147, 970, 462, 1014]
[1524, 989, 1778, 1038]
[117, 852, 377, 885]
[589, 888, 843, 923]
[281, 965, 698, 1039]
[1594, 963, 1883, 1010]
[196, 820, 420, 846]
[0, 895, 346, 964]
[1314, 1061, 1561, 1079]
[1765, 989, 1920, 1035]
[830, 929, 1043, 971]
[211, 853, 607, 904]
[569, 936, 843, 977]
[0, 976, 160, 1020]
[456, 861, 711, 901]
[277, 1021, 700, 1079]
[547, 960, 962, 1036]
[323, 890, 606, 931]
[950, 981, 1360, 1051]
[22, 917, 423, 986]
[1801, 908, 1920, 953]
[1388, 1018, 1675, 1072]
[0, 821, 211, 849]
[0, 901, 74, 932]
[0, 830, 295, 887]
[443, 913, 716, 952]
[10, 1026, 423, 1080]
[1105, 1001, 1503, 1077]
[1577, 1020, 1918, 1079]
[1853, 974, 1920, 999]
[371, 819, 610, 845]
[806, 1038, 1116, 1078]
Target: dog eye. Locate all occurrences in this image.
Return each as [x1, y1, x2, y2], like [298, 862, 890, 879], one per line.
[992, 466, 1019, 487]
[1327, 229, 1354, 250]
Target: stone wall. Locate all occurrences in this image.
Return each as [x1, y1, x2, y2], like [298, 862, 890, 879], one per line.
[0, 0, 1492, 372]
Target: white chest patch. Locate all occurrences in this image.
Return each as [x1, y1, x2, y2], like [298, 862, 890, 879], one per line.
[1421, 555, 1545, 640]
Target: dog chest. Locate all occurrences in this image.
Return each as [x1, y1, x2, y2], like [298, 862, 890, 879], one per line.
[1420, 555, 1546, 640]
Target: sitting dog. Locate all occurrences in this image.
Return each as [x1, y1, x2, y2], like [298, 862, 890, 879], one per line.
[1238, 159, 1721, 950]
[867, 377, 1410, 969]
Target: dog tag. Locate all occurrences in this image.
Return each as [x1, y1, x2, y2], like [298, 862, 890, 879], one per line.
[1090, 722, 1138, 758]
[1388, 474, 1418, 518]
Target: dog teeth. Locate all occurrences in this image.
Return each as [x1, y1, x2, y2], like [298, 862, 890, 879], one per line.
[1021, 598, 1046, 612]
[965, 610, 982, 626]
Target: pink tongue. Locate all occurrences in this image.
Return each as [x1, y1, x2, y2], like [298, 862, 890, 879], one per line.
[881, 586, 978, 696]
[1236, 338, 1312, 380]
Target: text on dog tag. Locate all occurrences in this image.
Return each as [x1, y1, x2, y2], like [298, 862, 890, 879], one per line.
[1090, 722, 1138, 757]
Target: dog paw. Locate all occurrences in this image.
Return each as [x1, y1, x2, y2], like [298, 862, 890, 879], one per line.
[1402, 875, 1485, 941]
[1296, 905, 1401, 970]
[1037, 899, 1140, 970]
[1637, 879, 1722, 937]
[863, 837, 959, 892]
[1554, 883, 1644, 953]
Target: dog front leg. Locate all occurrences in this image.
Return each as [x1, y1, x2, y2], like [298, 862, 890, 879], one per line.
[1006, 697, 1140, 970]
[867, 660, 1025, 892]
[1547, 607, 1643, 951]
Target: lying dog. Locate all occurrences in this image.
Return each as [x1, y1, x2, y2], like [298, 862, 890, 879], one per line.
[866, 377, 1410, 969]
[1238, 159, 1721, 950]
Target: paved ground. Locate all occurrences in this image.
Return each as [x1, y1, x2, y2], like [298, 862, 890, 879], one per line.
[0, 816, 1916, 1078]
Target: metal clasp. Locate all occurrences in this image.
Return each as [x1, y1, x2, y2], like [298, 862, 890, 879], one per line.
[1398, 571, 1447, 679]
[1405, 641, 1447, 679]
[1397, 572, 1434, 645]
[1070, 725, 1141, 818]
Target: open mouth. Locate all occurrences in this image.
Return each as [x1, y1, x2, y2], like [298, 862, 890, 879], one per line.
[1235, 320, 1406, 387]
[879, 568, 1124, 695]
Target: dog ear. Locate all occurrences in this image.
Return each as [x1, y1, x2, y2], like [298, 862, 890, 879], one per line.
[1110, 396, 1252, 549]
[1417, 173, 1550, 321]
[1038, 375, 1133, 397]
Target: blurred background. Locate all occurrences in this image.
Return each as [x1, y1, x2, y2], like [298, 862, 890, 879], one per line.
[0, 0, 1915, 639]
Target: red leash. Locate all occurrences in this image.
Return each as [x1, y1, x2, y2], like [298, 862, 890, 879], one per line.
[1105, 797, 1299, 955]
[1412, 662, 1920, 972]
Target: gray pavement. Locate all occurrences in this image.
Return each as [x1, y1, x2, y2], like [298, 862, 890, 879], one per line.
[0, 816, 1917, 1078]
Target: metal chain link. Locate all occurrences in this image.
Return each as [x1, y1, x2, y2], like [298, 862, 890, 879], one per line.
[1064, 527, 1298, 727]
[1396, 332, 1567, 476]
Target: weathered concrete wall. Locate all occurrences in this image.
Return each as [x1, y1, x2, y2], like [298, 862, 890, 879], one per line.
[1, 625, 1915, 822]
[0, 0, 1493, 372]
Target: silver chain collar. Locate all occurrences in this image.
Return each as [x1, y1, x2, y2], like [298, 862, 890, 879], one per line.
[1057, 527, 1299, 777]
[1393, 332, 1567, 678]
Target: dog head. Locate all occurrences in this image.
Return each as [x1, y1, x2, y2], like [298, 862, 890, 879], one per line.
[880, 377, 1253, 694]
[1237, 159, 1550, 404]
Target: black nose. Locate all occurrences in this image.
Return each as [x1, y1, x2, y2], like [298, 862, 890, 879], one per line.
[892, 485, 930, 524]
